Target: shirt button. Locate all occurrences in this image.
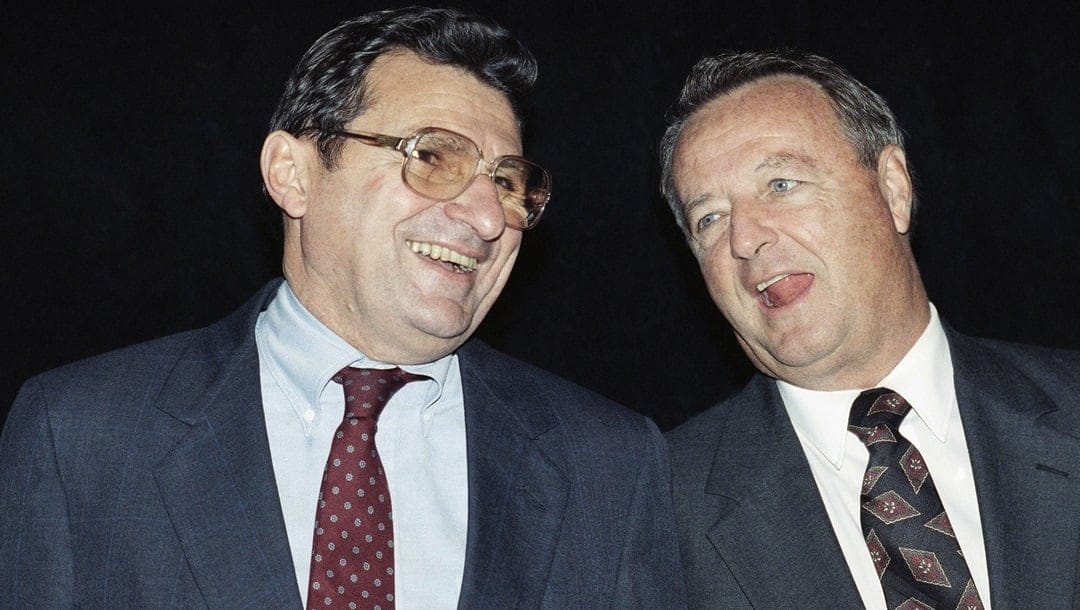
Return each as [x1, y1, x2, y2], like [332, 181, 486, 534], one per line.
[303, 410, 315, 422]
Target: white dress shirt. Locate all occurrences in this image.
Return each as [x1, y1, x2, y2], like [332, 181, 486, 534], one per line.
[778, 303, 991, 608]
[255, 281, 468, 609]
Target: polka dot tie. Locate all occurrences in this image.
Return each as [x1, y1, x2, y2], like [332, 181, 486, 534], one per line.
[306, 367, 423, 610]
[848, 388, 984, 610]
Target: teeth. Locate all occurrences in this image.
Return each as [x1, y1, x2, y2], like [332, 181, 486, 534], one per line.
[757, 274, 789, 293]
[406, 240, 478, 272]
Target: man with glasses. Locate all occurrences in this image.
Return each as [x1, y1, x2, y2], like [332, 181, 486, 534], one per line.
[0, 7, 684, 608]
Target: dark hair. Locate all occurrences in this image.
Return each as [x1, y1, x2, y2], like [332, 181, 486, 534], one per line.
[269, 6, 537, 168]
[659, 50, 910, 232]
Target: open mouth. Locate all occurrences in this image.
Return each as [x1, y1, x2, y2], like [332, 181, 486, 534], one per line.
[756, 273, 813, 308]
[406, 240, 478, 273]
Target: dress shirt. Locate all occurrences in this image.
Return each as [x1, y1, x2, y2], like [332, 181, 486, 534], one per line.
[778, 303, 991, 608]
[255, 281, 468, 609]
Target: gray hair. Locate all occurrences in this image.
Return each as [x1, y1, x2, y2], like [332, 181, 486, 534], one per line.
[659, 50, 909, 232]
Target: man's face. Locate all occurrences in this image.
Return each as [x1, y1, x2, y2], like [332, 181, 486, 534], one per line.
[272, 51, 524, 364]
[672, 76, 924, 390]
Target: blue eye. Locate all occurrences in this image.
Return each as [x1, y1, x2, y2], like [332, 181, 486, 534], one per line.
[769, 178, 799, 193]
[696, 211, 727, 232]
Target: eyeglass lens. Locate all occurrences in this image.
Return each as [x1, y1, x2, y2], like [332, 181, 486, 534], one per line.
[404, 129, 549, 229]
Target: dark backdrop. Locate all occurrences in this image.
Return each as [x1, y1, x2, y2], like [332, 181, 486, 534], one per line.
[4, 3, 1078, 432]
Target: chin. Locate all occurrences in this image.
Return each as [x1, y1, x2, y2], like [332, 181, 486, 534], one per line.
[772, 343, 846, 381]
[410, 307, 476, 341]
[752, 329, 836, 367]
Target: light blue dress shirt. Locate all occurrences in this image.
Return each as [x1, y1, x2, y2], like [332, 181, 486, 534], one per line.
[255, 282, 468, 608]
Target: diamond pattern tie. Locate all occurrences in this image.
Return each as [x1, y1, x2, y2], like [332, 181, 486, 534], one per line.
[306, 367, 424, 610]
[848, 388, 984, 610]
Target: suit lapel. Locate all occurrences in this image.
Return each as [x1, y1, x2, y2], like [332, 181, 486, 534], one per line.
[949, 333, 1080, 607]
[454, 341, 569, 608]
[152, 282, 302, 609]
[704, 376, 862, 607]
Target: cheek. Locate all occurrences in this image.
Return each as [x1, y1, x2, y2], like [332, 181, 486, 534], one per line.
[831, 203, 895, 268]
[697, 243, 731, 279]
[465, 246, 520, 326]
[697, 254, 741, 305]
[329, 168, 397, 215]
[363, 172, 393, 201]
[487, 240, 521, 286]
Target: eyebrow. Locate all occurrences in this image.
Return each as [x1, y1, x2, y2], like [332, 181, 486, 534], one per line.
[756, 153, 819, 172]
[682, 193, 717, 219]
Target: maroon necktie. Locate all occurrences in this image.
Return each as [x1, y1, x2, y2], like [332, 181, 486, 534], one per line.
[848, 388, 984, 610]
[306, 367, 423, 610]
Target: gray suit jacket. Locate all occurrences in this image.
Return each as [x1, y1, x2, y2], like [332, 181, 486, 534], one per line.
[0, 280, 686, 608]
[667, 328, 1080, 608]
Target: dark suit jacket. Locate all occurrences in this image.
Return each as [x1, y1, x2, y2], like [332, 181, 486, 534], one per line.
[0, 280, 685, 608]
[667, 327, 1080, 608]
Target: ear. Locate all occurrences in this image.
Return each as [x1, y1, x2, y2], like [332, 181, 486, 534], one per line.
[260, 130, 315, 219]
[876, 144, 914, 235]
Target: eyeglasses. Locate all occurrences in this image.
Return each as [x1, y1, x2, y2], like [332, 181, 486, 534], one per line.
[322, 126, 552, 230]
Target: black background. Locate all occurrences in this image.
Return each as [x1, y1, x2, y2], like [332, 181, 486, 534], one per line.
[4, 2, 1078, 432]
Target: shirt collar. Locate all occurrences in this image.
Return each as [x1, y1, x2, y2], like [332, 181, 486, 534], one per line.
[257, 281, 452, 410]
[778, 303, 955, 468]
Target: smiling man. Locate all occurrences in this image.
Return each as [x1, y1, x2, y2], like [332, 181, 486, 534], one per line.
[0, 8, 684, 608]
[660, 50, 1080, 609]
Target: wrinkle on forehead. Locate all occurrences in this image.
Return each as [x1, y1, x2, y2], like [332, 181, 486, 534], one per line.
[354, 50, 522, 158]
[674, 77, 850, 184]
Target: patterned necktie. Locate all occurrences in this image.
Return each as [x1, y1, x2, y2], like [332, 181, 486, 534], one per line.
[307, 367, 424, 610]
[848, 388, 984, 610]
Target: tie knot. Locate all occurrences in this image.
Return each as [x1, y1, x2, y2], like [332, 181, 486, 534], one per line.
[333, 366, 425, 420]
[848, 388, 911, 445]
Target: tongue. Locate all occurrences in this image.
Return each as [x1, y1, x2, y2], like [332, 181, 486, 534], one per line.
[762, 273, 813, 308]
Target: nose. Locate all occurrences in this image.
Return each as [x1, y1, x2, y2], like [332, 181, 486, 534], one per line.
[444, 174, 507, 240]
[728, 200, 777, 260]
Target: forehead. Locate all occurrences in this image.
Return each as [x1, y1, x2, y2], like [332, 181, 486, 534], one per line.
[673, 76, 852, 186]
[355, 50, 522, 153]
